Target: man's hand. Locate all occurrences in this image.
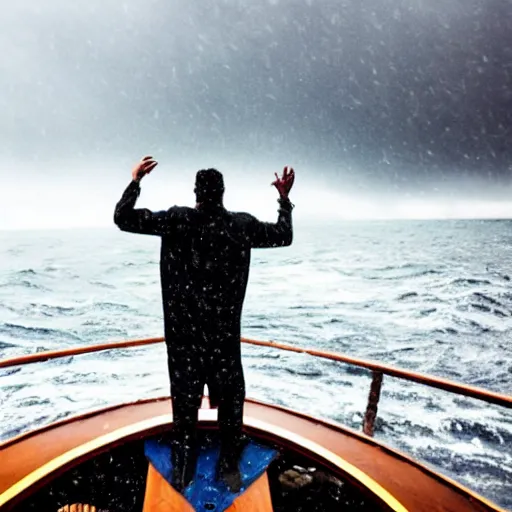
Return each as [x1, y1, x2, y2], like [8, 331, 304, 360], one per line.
[132, 155, 158, 182]
[271, 166, 295, 199]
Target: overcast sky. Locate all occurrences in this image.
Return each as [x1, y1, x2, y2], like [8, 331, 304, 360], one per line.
[1, 0, 512, 228]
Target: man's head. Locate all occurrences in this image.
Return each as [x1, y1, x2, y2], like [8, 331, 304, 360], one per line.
[194, 168, 225, 205]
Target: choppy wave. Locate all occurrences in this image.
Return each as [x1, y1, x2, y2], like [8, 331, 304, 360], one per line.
[444, 418, 512, 447]
[0, 221, 511, 509]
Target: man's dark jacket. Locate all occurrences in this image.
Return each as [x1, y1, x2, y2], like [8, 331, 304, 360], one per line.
[114, 180, 293, 357]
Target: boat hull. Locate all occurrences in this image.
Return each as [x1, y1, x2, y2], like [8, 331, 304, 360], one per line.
[0, 397, 504, 512]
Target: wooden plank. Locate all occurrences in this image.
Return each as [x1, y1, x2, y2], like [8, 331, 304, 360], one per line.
[226, 472, 273, 512]
[142, 464, 194, 512]
[142, 464, 273, 512]
[227, 473, 273, 512]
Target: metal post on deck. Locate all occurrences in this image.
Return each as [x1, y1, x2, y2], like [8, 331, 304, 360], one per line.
[362, 370, 383, 437]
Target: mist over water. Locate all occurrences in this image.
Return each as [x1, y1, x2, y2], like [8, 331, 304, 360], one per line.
[2, 173, 512, 231]
[1, 0, 512, 229]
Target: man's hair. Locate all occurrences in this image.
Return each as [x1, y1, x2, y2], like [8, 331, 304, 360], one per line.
[195, 168, 224, 203]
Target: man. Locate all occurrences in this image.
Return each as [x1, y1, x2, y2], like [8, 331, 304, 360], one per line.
[114, 157, 294, 492]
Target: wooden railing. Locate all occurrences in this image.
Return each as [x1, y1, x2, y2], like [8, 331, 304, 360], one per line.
[1, 336, 511, 437]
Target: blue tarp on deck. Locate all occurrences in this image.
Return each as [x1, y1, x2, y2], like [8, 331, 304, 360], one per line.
[145, 436, 278, 511]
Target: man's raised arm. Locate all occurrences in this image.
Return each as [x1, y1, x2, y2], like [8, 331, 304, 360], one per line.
[114, 156, 173, 236]
[247, 166, 295, 248]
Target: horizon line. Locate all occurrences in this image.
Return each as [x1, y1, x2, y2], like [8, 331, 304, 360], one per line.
[1, 216, 511, 232]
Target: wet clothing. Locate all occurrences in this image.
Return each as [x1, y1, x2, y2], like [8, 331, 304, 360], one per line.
[114, 179, 293, 472]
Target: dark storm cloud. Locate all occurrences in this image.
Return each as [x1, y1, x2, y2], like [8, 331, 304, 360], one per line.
[1, 0, 511, 190]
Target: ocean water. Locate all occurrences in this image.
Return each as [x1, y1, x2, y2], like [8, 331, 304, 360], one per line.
[0, 220, 511, 509]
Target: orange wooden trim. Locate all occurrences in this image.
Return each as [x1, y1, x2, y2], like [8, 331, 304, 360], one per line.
[241, 338, 512, 408]
[227, 473, 273, 512]
[0, 337, 164, 369]
[1, 395, 503, 511]
[0, 397, 504, 512]
[0, 336, 510, 408]
[143, 463, 274, 512]
[0, 413, 409, 512]
[243, 398, 508, 512]
[143, 464, 194, 512]
[244, 417, 408, 512]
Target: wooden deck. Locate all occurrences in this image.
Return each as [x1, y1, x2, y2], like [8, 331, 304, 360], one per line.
[0, 398, 505, 512]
